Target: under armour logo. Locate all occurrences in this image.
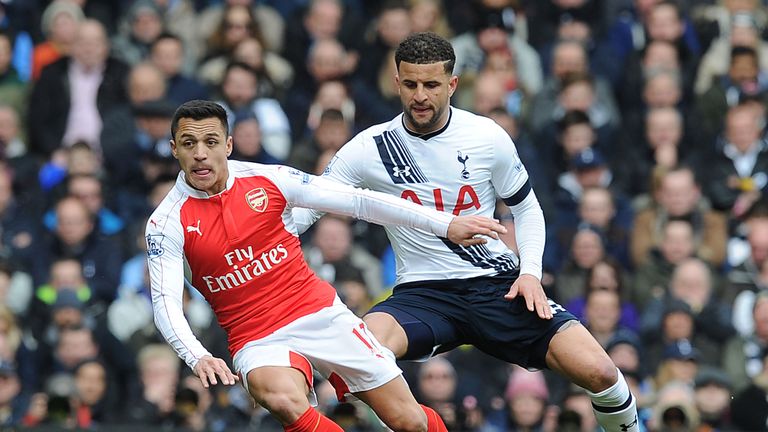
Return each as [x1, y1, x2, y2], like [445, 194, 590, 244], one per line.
[620, 415, 638, 431]
[392, 165, 411, 178]
[186, 220, 202, 236]
[457, 151, 470, 179]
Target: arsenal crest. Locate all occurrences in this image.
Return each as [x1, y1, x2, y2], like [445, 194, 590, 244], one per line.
[246, 188, 268, 212]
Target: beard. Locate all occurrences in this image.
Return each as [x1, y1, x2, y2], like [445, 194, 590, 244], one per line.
[404, 103, 446, 133]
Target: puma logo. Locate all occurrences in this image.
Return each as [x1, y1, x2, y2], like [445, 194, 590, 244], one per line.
[186, 220, 202, 236]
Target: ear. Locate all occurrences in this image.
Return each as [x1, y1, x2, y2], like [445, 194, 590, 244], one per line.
[226, 136, 233, 157]
[395, 73, 401, 95]
[170, 139, 178, 159]
[448, 75, 458, 98]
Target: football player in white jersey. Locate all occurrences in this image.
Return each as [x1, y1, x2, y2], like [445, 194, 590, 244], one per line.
[293, 32, 639, 432]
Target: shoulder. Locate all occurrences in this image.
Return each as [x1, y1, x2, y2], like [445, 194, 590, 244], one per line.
[147, 184, 186, 234]
[451, 108, 508, 139]
[343, 118, 399, 149]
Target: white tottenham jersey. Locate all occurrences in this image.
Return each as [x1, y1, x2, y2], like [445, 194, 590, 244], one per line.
[293, 108, 545, 284]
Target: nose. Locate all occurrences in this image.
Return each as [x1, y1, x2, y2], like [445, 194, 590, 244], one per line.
[413, 84, 428, 102]
[193, 143, 207, 160]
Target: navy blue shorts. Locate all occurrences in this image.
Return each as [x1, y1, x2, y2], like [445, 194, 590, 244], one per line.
[368, 271, 577, 370]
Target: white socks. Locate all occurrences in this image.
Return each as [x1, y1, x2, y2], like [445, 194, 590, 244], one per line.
[587, 369, 639, 432]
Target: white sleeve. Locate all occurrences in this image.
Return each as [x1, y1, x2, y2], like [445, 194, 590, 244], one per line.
[508, 191, 545, 281]
[145, 216, 212, 370]
[292, 132, 368, 234]
[489, 125, 545, 280]
[276, 166, 454, 236]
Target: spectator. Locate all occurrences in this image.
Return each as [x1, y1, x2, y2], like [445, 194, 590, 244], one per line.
[565, 258, 639, 332]
[632, 219, 696, 308]
[553, 224, 607, 305]
[229, 113, 280, 165]
[0, 167, 39, 273]
[43, 174, 125, 238]
[111, 0, 164, 67]
[282, 0, 362, 80]
[723, 291, 768, 392]
[487, 366, 550, 431]
[31, 0, 84, 81]
[72, 359, 116, 427]
[31, 196, 123, 304]
[617, 107, 694, 197]
[727, 202, 768, 334]
[197, 0, 284, 56]
[730, 347, 768, 431]
[631, 165, 727, 268]
[451, 5, 542, 96]
[641, 258, 735, 366]
[528, 40, 619, 138]
[289, 108, 351, 173]
[583, 289, 627, 348]
[28, 19, 130, 158]
[0, 32, 28, 126]
[648, 380, 700, 431]
[697, 46, 768, 146]
[0, 360, 27, 427]
[693, 367, 733, 431]
[408, 0, 454, 38]
[655, 340, 700, 389]
[149, 33, 208, 105]
[304, 215, 383, 297]
[695, 12, 768, 96]
[215, 61, 291, 160]
[124, 344, 180, 425]
[705, 102, 768, 217]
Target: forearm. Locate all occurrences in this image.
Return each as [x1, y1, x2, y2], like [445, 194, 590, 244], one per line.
[152, 290, 211, 370]
[292, 175, 454, 236]
[508, 191, 545, 280]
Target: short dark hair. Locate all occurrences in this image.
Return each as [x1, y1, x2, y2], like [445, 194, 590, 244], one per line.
[731, 45, 758, 62]
[558, 109, 591, 133]
[170, 100, 229, 139]
[395, 32, 455, 74]
[151, 32, 183, 51]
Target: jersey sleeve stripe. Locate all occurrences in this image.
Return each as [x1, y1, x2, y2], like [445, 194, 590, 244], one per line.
[502, 179, 532, 207]
[157, 194, 199, 363]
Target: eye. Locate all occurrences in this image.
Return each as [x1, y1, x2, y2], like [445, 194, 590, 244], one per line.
[208, 139, 218, 146]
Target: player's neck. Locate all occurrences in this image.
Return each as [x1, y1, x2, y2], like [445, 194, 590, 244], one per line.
[403, 108, 451, 139]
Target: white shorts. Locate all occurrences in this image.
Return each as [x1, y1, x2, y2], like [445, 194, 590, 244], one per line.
[232, 297, 402, 405]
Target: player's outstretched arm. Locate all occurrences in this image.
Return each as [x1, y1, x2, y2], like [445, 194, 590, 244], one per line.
[193, 355, 239, 389]
[447, 215, 507, 247]
[278, 167, 506, 240]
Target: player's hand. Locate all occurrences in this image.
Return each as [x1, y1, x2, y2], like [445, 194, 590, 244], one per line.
[447, 216, 507, 246]
[193, 355, 240, 388]
[504, 274, 552, 319]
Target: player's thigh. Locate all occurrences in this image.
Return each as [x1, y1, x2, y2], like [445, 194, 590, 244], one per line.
[287, 301, 402, 398]
[363, 311, 409, 357]
[470, 285, 578, 369]
[545, 322, 617, 393]
[354, 375, 427, 431]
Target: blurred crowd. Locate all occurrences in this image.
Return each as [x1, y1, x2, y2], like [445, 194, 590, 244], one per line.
[2, 0, 768, 430]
